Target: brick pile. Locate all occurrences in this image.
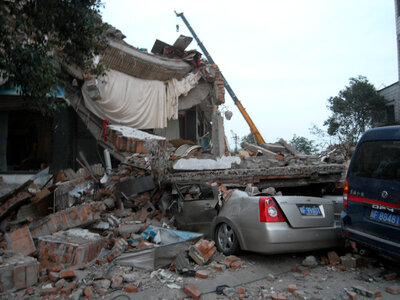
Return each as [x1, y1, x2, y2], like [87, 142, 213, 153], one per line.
[37, 229, 104, 269]
[106, 126, 167, 154]
[0, 251, 38, 292]
[189, 239, 217, 266]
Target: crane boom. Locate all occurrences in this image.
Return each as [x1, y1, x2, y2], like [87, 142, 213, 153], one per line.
[175, 11, 266, 144]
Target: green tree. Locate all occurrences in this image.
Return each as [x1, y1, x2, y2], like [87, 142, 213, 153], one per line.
[0, 0, 108, 115]
[289, 134, 318, 155]
[240, 133, 258, 148]
[324, 76, 386, 144]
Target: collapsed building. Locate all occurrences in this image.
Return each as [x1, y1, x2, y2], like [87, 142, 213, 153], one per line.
[0, 27, 346, 297]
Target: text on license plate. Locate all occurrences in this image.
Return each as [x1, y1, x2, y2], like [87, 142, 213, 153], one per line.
[370, 209, 400, 226]
[298, 205, 322, 216]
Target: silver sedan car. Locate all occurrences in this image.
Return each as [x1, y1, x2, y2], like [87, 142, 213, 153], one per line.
[212, 190, 343, 255]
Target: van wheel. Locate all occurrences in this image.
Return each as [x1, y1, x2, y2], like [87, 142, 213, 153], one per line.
[215, 222, 240, 255]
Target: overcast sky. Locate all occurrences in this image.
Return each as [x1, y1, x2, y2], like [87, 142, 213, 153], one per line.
[101, 0, 397, 147]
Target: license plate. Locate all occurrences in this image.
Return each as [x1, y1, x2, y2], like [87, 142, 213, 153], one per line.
[298, 205, 321, 216]
[370, 209, 400, 226]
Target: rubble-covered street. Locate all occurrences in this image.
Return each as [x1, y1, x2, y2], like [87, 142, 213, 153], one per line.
[0, 134, 399, 299]
[1, 2, 400, 299]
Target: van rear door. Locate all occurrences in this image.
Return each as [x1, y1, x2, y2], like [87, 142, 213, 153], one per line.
[347, 140, 400, 243]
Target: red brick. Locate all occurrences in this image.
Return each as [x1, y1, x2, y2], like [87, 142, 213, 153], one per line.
[69, 208, 78, 219]
[84, 286, 93, 298]
[204, 246, 217, 261]
[346, 290, 357, 300]
[230, 260, 244, 269]
[195, 270, 209, 279]
[39, 275, 49, 283]
[197, 240, 208, 253]
[100, 189, 113, 195]
[327, 251, 341, 265]
[296, 266, 310, 275]
[81, 206, 88, 221]
[373, 290, 382, 298]
[124, 284, 139, 293]
[237, 287, 245, 294]
[184, 284, 202, 300]
[224, 255, 240, 265]
[214, 264, 225, 272]
[386, 285, 400, 294]
[60, 269, 75, 279]
[286, 284, 297, 293]
[201, 240, 215, 254]
[223, 190, 233, 201]
[40, 287, 60, 296]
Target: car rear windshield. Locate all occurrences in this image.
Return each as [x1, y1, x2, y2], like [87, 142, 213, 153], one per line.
[351, 140, 400, 181]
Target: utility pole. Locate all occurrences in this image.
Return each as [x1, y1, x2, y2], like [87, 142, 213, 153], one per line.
[231, 130, 239, 152]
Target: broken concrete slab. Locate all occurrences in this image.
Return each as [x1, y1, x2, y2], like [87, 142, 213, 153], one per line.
[279, 138, 301, 156]
[168, 164, 343, 189]
[261, 143, 287, 154]
[173, 156, 241, 170]
[242, 142, 279, 159]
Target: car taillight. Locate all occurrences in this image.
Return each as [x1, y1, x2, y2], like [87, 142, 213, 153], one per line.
[343, 180, 348, 211]
[259, 197, 285, 222]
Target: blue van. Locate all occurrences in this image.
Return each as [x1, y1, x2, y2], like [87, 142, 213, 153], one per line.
[342, 126, 400, 259]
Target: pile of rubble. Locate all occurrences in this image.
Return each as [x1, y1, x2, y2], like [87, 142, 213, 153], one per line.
[166, 138, 346, 194]
[0, 151, 250, 299]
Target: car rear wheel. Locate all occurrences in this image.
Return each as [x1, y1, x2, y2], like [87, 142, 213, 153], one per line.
[215, 222, 240, 255]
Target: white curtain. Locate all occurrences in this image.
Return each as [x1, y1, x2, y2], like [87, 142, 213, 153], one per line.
[82, 69, 200, 129]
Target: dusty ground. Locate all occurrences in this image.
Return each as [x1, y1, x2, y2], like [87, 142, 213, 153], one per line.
[1, 246, 399, 299]
[102, 248, 400, 300]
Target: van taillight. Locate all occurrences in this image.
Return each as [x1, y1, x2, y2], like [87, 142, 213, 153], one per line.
[259, 197, 285, 222]
[343, 180, 348, 211]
